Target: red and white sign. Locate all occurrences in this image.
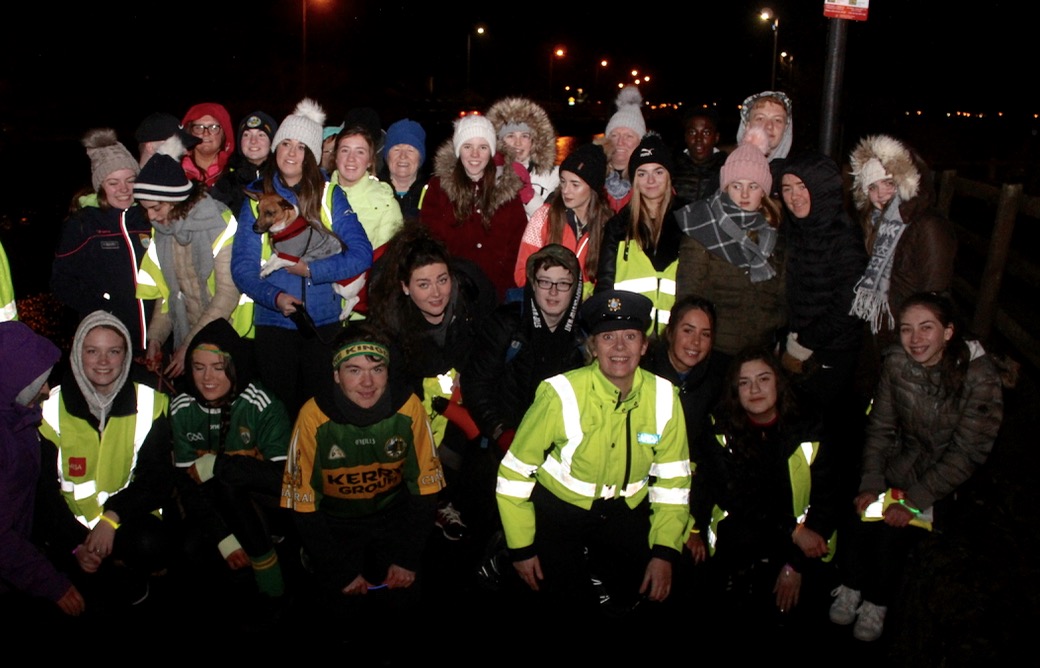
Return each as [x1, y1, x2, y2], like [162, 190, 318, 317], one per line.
[824, 0, 869, 21]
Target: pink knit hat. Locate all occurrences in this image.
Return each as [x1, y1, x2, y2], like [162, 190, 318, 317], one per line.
[719, 126, 772, 193]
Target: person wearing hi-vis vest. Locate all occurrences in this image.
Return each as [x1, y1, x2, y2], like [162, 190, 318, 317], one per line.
[37, 311, 173, 605]
[230, 98, 372, 419]
[688, 348, 841, 640]
[496, 289, 690, 617]
[134, 132, 252, 385]
[595, 134, 688, 338]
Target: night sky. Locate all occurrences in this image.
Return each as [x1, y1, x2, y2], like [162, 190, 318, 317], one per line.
[0, 0, 1032, 300]
[1, 1, 1028, 136]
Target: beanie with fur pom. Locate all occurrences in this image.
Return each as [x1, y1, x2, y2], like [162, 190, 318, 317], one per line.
[272, 98, 327, 162]
[83, 128, 140, 192]
[605, 86, 646, 137]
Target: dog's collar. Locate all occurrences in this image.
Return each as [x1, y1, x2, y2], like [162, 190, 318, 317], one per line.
[270, 216, 311, 243]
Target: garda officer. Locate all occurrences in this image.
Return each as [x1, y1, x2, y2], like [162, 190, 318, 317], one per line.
[496, 289, 691, 614]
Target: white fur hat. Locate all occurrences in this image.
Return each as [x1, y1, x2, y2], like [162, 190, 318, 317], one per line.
[452, 115, 497, 157]
[272, 98, 327, 162]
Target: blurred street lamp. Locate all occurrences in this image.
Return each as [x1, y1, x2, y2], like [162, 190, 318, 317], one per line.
[466, 24, 487, 90]
[548, 46, 566, 98]
[759, 8, 779, 90]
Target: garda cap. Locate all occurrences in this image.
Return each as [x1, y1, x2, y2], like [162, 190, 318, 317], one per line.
[581, 290, 652, 335]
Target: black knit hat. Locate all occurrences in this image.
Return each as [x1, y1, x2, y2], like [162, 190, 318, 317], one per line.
[237, 110, 279, 142]
[627, 132, 674, 178]
[134, 147, 191, 202]
[560, 143, 607, 193]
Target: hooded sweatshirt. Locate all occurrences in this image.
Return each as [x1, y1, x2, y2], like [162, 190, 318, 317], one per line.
[181, 103, 236, 187]
[0, 322, 68, 602]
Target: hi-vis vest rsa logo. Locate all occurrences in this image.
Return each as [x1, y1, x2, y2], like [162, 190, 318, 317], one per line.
[69, 457, 87, 477]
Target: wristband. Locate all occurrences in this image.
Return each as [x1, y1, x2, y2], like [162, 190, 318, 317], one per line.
[98, 514, 120, 530]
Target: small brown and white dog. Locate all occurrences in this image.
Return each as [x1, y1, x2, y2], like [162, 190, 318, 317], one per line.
[247, 190, 365, 321]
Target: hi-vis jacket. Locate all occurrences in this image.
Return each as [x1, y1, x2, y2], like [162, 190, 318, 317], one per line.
[595, 203, 685, 337]
[496, 364, 691, 556]
[705, 433, 837, 563]
[136, 208, 254, 340]
[39, 383, 170, 528]
[0, 239, 16, 321]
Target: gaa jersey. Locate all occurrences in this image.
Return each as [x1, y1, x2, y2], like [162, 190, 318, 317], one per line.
[169, 383, 290, 466]
[281, 393, 445, 519]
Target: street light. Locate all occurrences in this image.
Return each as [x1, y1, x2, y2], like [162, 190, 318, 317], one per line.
[466, 24, 487, 91]
[759, 7, 779, 90]
[548, 46, 566, 99]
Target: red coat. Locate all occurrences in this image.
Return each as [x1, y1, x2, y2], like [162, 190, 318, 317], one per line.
[420, 141, 528, 301]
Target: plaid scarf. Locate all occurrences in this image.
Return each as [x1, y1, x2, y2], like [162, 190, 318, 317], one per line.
[676, 191, 777, 282]
[850, 194, 907, 333]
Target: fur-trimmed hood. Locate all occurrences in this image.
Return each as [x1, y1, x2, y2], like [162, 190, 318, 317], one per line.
[485, 97, 558, 176]
[431, 138, 524, 217]
[848, 134, 935, 215]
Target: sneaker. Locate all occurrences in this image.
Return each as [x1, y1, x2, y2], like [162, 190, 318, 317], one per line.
[829, 584, 862, 625]
[853, 600, 887, 642]
[435, 501, 467, 541]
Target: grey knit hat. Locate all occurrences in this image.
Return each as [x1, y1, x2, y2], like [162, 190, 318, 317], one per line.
[271, 98, 327, 162]
[82, 128, 140, 191]
[605, 86, 646, 138]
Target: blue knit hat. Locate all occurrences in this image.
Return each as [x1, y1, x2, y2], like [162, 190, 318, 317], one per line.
[384, 118, 426, 165]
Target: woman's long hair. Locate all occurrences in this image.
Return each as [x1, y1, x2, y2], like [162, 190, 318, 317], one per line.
[720, 347, 796, 450]
[547, 184, 612, 282]
[664, 294, 717, 353]
[450, 159, 496, 230]
[262, 147, 324, 223]
[626, 171, 674, 251]
[898, 292, 970, 397]
[168, 181, 208, 221]
[368, 222, 455, 359]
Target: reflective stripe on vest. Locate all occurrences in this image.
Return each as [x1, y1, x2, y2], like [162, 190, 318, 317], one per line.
[707, 435, 836, 560]
[45, 385, 159, 528]
[612, 242, 677, 335]
[539, 373, 673, 501]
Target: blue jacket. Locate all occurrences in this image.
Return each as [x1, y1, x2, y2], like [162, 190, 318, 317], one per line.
[231, 175, 372, 329]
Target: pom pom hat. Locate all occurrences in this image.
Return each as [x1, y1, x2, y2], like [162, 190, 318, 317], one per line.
[719, 126, 772, 193]
[272, 98, 327, 162]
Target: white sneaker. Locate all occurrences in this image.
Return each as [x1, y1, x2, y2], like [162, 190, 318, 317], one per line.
[853, 600, 887, 641]
[829, 584, 862, 625]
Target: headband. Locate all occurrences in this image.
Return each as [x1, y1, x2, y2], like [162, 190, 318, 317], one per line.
[332, 341, 390, 369]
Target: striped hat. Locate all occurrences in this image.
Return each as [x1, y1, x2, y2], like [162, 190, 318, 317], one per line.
[134, 136, 192, 202]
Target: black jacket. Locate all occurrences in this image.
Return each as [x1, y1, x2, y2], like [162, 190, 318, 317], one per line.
[781, 152, 868, 356]
[462, 285, 585, 443]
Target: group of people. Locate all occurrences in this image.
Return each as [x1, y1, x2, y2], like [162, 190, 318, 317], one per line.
[0, 87, 1012, 646]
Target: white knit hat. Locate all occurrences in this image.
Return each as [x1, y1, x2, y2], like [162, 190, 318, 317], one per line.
[272, 98, 326, 162]
[452, 115, 497, 157]
[605, 85, 646, 137]
[857, 157, 891, 194]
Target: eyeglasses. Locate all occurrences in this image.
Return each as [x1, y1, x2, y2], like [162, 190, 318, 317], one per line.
[534, 278, 574, 292]
[190, 123, 223, 136]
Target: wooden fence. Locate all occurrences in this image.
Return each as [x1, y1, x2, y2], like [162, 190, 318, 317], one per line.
[937, 170, 1040, 371]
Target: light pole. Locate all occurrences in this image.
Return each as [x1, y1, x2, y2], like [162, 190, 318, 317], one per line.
[466, 25, 487, 91]
[548, 46, 565, 100]
[301, 0, 308, 94]
[759, 8, 779, 90]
